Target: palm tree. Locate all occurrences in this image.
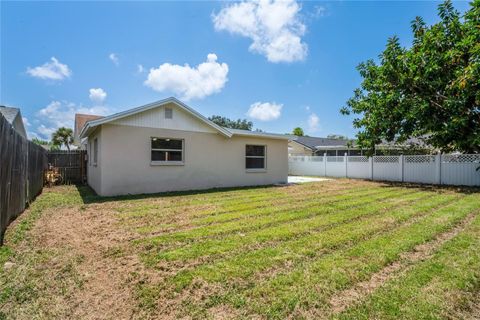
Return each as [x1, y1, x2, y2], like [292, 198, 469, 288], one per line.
[51, 127, 74, 151]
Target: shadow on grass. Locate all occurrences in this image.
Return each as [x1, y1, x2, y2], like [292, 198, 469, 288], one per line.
[75, 179, 480, 205]
[75, 183, 283, 204]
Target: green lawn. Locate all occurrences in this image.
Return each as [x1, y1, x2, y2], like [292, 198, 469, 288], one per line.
[1, 179, 479, 319]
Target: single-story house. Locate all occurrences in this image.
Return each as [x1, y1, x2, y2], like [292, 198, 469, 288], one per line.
[0, 106, 27, 139]
[289, 136, 434, 156]
[79, 97, 289, 196]
[74, 113, 104, 148]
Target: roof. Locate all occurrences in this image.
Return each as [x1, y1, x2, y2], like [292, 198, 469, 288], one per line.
[79, 97, 290, 141]
[0, 106, 27, 138]
[292, 135, 433, 151]
[74, 113, 104, 142]
[228, 128, 293, 140]
[0, 106, 20, 124]
[292, 136, 350, 150]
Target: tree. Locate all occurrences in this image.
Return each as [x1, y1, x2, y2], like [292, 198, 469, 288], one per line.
[208, 115, 253, 130]
[51, 127, 74, 151]
[341, 0, 480, 155]
[292, 127, 304, 136]
[31, 137, 60, 151]
[327, 134, 348, 140]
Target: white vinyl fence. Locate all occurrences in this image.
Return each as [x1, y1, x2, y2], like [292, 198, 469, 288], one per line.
[289, 154, 480, 186]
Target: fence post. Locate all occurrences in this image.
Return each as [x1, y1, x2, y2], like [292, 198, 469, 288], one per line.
[369, 156, 374, 180]
[435, 153, 442, 185]
[399, 154, 404, 182]
[344, 152, 348, 178]
[323, 153, 327, 177]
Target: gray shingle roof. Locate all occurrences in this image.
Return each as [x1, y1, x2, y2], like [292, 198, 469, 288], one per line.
[0, 106, 20, 124]
[293, 136, 350, 149]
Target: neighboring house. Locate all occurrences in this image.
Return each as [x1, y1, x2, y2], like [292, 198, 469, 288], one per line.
[0, 106, 27, 139]
[74, 113, 104, 149]
[289, 136, 353, 156]
[289, 136, 434, 156]
[79, 97, 289, 196]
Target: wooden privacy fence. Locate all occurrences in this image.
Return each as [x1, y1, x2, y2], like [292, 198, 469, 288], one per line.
[47, 150, 87, 184]
[289, 154, 480, 186]
[0, 114, 47, 245]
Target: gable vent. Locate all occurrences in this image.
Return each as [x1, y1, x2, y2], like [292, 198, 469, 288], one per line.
[165, 107, 173, 119]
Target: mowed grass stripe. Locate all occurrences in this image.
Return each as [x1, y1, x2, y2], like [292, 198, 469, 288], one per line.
[170, 192, 460, 290]
[120, 182, 368, 230]
[241, 194, 479, 319]
[143, 187, 413, 247]
[116, 181, 345, 217]
[129, 186, 376, 237]
[191, 185, 397, 225]
[337, 212, 480, 320]
[127, 183, 385, 232]
[153, 189, 429, 263]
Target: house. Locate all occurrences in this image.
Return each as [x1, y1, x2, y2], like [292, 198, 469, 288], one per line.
[79, 97, 289, 196]
[0, 106, 27, 139]
[289, 135, 434, 156]
[74, 113, 104, 148]
[289, 136, 354, 156]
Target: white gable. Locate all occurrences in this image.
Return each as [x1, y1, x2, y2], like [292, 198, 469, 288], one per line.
[111, 102, 217, 134]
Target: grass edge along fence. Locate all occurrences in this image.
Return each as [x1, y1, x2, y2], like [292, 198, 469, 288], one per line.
[0, 114, 47, 245]
[289, 154, 480, 186]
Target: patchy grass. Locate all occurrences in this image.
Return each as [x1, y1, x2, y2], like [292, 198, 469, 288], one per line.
[0, 180, 479, 319]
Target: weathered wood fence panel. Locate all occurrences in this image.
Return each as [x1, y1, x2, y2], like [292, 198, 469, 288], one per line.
[47, 150, 86, 184]
[0, 114, 47, 245]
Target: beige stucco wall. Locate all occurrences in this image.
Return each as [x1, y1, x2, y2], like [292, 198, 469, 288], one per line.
[89, 124, 288, 196]
[288, 141, 313, 156]
[87, 127, 102, 194]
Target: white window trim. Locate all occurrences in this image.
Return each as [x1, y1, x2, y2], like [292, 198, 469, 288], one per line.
[246, 144, 267, 172]
[150, 137, 185, 166]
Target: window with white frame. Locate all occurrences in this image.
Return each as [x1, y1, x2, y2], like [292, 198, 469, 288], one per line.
[151, 137, 184, 163]
[246, 145, 266, 170]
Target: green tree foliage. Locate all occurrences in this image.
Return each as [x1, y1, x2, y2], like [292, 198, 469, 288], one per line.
[31, 137, 60, 151]
[208, 115, 253, 130]
[292, 127, 304, 136]
[341, 0, 480, 155]
[51, 127, 74, 151]
[327, 134, 348, 140]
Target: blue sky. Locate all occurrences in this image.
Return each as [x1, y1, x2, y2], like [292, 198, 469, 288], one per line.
[0, 1, 470, 140]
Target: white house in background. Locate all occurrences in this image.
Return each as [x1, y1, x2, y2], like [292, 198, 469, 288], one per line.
[79, 97, 289, 196]
[0, 106, 27, 139]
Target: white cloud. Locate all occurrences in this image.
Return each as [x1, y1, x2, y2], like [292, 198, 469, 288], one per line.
[22, 117, 31, 127]
[308, 113, 320, 132]
[213, 0, 307, 63]
[137, 64, 145, 73]
[26, 57, 72, 80]
[247, 102, 282, 121]
[89, 88, 107, 103]
[109, 53, 119, 66]
[35, 100, 110, 139]
[144, 53, 229, 101]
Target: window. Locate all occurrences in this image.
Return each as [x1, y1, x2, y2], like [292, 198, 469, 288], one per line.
[151, 137, 184, 163]
[89, 142, 92, 165]
[93, 138, 98, 165]
[165, 107, 173, 119]
[246, 145, 266, 170]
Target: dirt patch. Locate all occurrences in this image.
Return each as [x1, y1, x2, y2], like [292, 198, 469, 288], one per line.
[329, 212, 477, 314]
[30, 203, 160, 319]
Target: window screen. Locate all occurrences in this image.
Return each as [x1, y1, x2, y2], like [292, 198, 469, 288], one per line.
[246, 145, 266, 169]
[151, 138, 183, 162]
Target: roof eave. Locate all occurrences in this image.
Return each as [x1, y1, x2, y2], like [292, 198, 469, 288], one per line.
[79, 97, 233, 139]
